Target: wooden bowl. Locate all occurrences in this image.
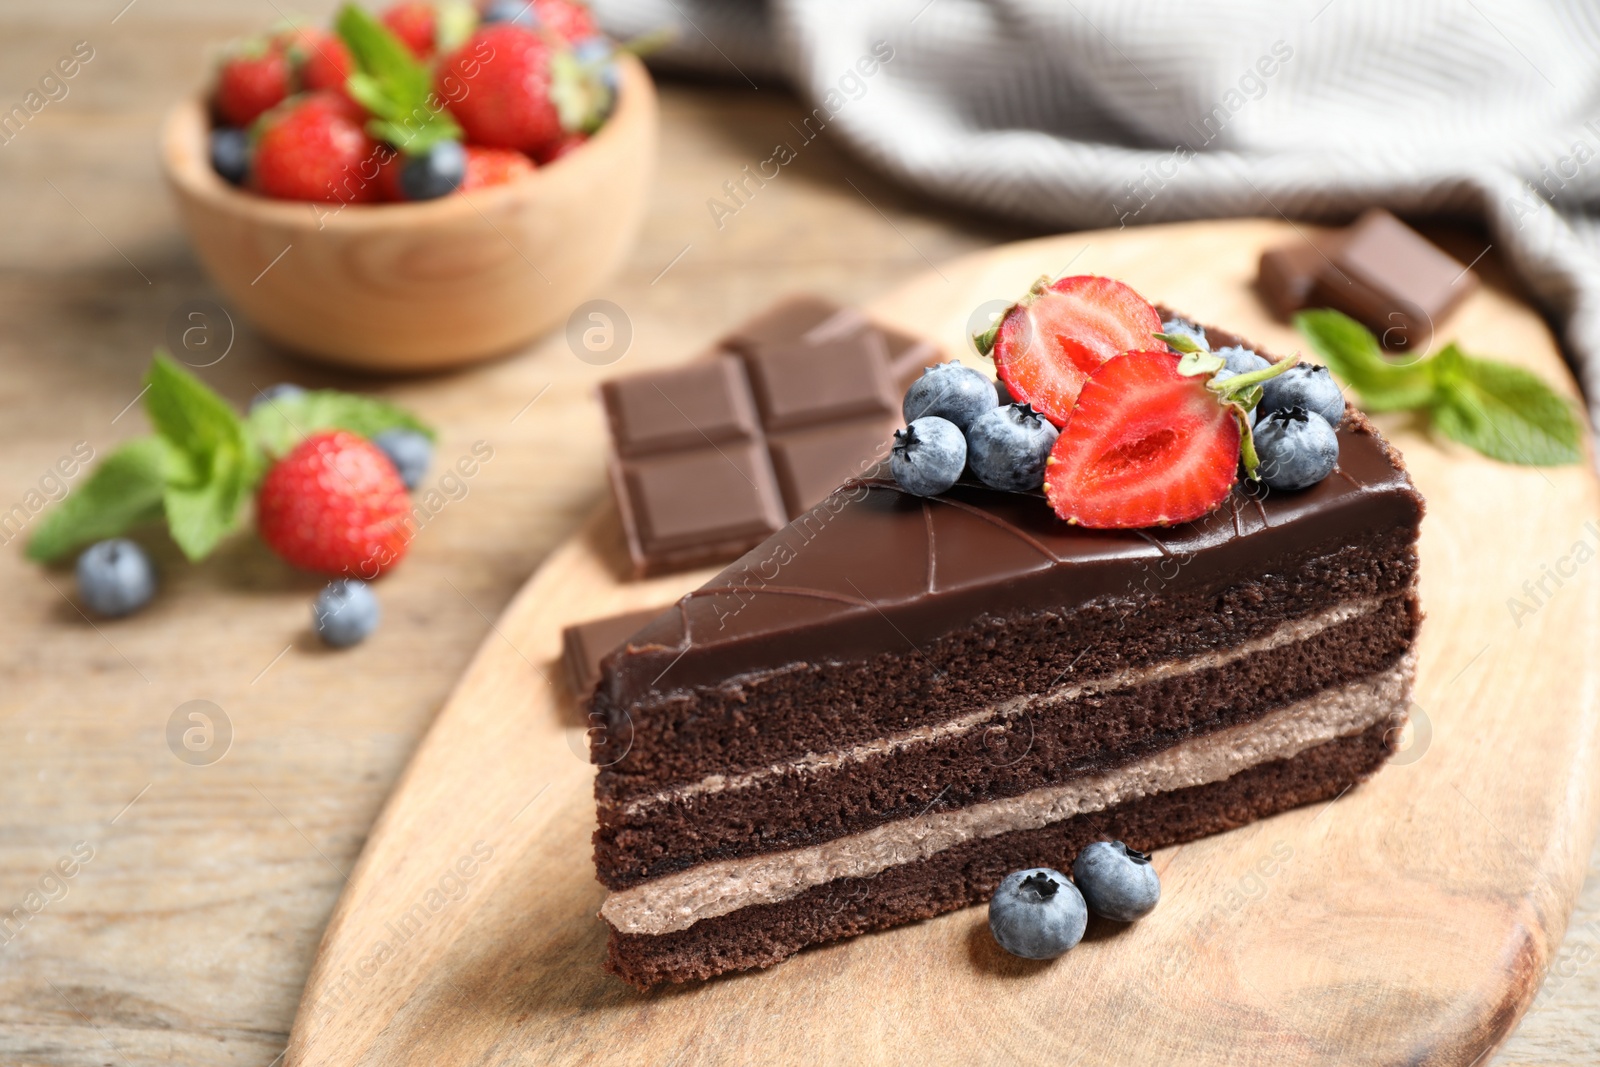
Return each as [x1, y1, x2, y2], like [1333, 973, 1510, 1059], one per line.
[160, 55, 658, 372]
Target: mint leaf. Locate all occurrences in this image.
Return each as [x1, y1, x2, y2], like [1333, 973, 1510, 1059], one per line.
[145, 352, 251, 463]
[144, 352, 256, 560]
[164, 441, 253, 560]
[1294, 309, 1433, 411]
[1296, 311, 1583, 468]
[336, 3, 461, 154]
[245, 389, 435, 457]
[25, 438, 169, 562]
[1428, 344, 1582, 466]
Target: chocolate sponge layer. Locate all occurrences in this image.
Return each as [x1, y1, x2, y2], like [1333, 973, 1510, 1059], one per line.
[603, 720, 1396, 989]
[595, 525, 1420, 802]
[594, 595, 1417, 888]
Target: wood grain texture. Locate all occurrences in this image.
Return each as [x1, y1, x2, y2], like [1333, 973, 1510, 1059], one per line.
[3, 4, 1599, 1062]
[161, 56, 657, 371]
[283, 220, 1600, 1067]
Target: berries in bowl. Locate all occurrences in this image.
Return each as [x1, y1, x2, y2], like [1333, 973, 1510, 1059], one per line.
[161, 2, 657, 372]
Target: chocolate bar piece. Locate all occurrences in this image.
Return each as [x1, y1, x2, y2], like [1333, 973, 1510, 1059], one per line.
[1256, 209, 1478, 350]
[1310, 209, 1477, 351]
[562, 607, 668, 703]
[602, 296, 938, 577]
[1257, 234, 1343, 320]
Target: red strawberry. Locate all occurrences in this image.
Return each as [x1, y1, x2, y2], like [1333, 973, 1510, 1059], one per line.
[383, 1, 439, 60]
[532, 0, 599, 43]
[437, 25, 561, 152]
[253, 93, 384, 203]
[1044, 349, 1240, 528]
[459, 145, 537, 190]
[980, 275, 1163, 427]
[256, 431, 412, 577]
[214, 45, 291, 126]
[286, 27, 356, 94]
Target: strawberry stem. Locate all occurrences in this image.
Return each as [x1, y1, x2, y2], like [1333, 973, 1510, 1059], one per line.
[973, 274, 1051, 358]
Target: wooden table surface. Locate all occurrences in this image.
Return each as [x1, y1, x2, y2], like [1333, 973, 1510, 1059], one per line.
[1, 4, 1596, 1064]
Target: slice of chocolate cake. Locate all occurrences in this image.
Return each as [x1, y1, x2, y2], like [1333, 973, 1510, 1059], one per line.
[588, 316, 1424, 989]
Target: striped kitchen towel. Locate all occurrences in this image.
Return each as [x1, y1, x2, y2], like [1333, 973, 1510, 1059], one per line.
[594, 0, 1600, 423]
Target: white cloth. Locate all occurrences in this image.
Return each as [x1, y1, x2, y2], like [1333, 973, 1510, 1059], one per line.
[595, 0, 1600, 421]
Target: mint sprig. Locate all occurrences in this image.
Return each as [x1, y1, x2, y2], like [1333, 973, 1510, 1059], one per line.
[1295, 310, 1582, 466]
[24, 439, 167, 563]
[335, 3, 461, 155]
[25, 353, 433, 563]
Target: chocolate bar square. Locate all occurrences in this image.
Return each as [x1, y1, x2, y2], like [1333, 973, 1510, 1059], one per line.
[615, 442, 786, 562]
[742, 332, 897, 432]
[768, 417, 898, 515]
[601, 355, 760, 457]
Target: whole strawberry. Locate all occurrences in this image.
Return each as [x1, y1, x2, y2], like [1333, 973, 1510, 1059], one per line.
[257, 430, 412, 577]
[286, 26, 356, 94]
[383, 1, 439, 59]
[460, 145, 537, 190]
[214, 43, 292, 126]
[253, 92, 384, 203]
[438, 25, 561, 152]
[531, 0, 599, 43]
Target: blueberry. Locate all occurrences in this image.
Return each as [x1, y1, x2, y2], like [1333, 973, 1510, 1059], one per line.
[210, 127, 250, 186]
[314, 579, 380, 648]
[374, 428, 432, 490]
[75, 539, 156, 618]
[995, 378, 1015, 406]
[966, 404, 1059, 491]
[1073, 840, 1161, 922]
[248, 383, 305, 413]
[1161, 317, 1208, 351]
[890, 416, 966, 497]
[902, 361, 998, 432]
[398, 140, 467, 201]
[1216, 344, 1270, 376]
[988, 867, 1087, 959]
[1254, 407, 1340, 491]
[1260, 363, 1346, 428]
[481, 0, 538, 26]
[1213, 369, 1256, 427]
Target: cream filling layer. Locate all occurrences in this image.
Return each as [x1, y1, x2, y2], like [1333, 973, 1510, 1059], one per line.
[601, 653, 1413, 936]
[617, 596, 1393, 818]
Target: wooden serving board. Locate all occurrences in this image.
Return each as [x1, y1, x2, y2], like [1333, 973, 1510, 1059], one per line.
[284, 220, 1600, 1066]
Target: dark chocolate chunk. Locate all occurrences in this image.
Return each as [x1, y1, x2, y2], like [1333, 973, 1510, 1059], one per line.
[601, 296, 940, 577]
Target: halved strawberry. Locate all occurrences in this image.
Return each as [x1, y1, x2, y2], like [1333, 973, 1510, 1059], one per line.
[977, 275, 1163, 427]
[1044, 349, 1240, 528]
